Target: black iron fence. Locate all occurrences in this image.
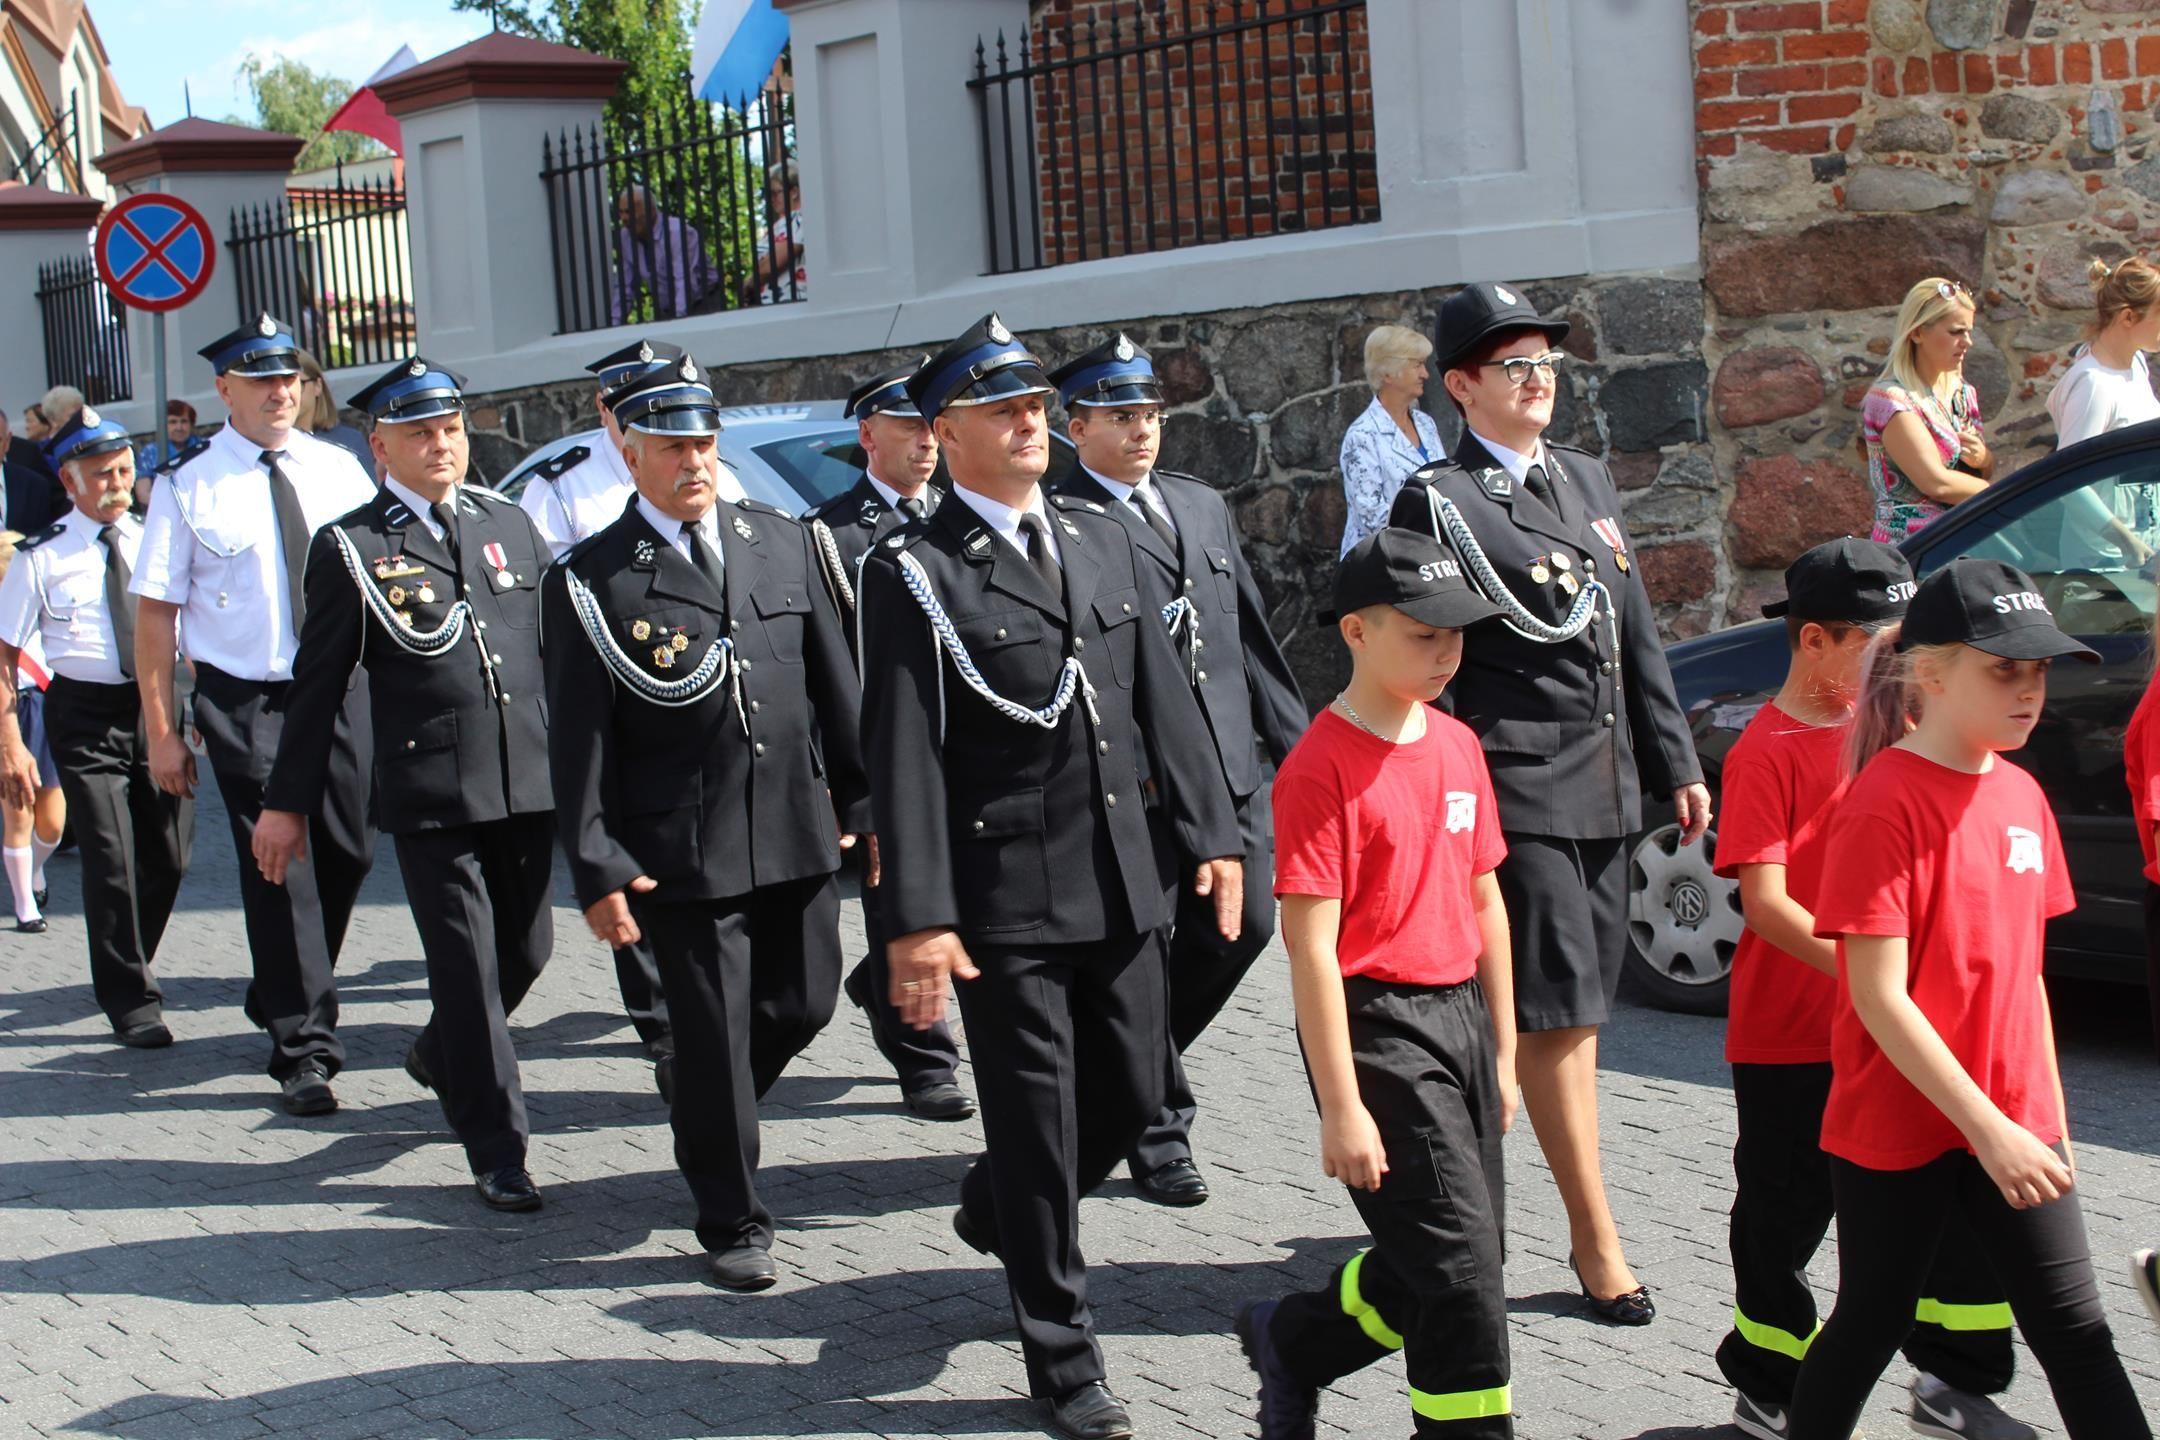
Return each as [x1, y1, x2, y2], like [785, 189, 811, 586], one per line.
[35, 255, 130, 403]
[227, 174, 415, 370]
[969, 0, 1377, 275]
[541, 78, 800, 336]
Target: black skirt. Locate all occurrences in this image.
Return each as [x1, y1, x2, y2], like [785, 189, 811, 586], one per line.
[1494, 832, 1627, 1032]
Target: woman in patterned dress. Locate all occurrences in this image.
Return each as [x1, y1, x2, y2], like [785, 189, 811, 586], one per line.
[1860, 278, 1996, 543]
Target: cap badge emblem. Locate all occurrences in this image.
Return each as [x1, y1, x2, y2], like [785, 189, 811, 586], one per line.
[679, 356, 698, 381]
[1495, 285, 1518, 305]
[1114, 335, 1134, 361]
[637, 341, 654, 362]
[886, 535, 906, 549]
[633, 538, 657, 568]
[257, 314, 277, 336]
[407, 358, 426, 377]
[79, 406, 99, 428]
[987, 315, 1011, 344]
[733, 516, 754, 540]
[631, 619, 651, 641]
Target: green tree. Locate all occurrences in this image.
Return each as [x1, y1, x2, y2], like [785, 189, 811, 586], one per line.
[231, 55, 384, 172]
[452, 0, 698, 134]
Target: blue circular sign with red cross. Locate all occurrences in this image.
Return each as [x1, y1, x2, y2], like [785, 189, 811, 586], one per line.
[94, 193, 215, 312]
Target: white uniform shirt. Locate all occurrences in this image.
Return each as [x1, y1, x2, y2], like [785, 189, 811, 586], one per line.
[1081, 464, 1179, 539]
[516, 426, 747, 556]
[129, 424, 376, 681]
[0, 508, 139, 684]
[952, 484, 1061, 565]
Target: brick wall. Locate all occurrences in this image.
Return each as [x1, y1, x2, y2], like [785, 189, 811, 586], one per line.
[1014, 0, 1376, 265]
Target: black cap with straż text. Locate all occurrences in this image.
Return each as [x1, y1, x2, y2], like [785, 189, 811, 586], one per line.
[1763, 537, 1914, 622]
[1896, 557, 2099, 662]
[1327, 527, 1504, 630]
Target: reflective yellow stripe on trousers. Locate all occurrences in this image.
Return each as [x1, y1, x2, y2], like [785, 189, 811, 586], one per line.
[1409, 1383, 1513, 1423]
[1914, 1298, 2013, 1331]
[1732, 1306, 1819, 1361]
[1339, 1250, 1404, 1351]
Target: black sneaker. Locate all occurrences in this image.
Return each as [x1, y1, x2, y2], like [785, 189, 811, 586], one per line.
[1733, 1388, 1790, 1439]
[1234, 1298, 1317, 1440]
[279, 1058, 337, 1116]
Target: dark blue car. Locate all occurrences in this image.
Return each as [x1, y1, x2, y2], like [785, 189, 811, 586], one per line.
[1628, 420, 2160, 1013]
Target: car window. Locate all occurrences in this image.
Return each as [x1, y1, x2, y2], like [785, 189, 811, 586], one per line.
[750, 429, 868, 510]
[1922, 451, 2160, 638]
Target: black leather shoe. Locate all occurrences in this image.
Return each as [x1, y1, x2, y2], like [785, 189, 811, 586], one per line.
[842, 960, 876, 1014]
[1134, 1157, 1210, 1206]
[1236, 1298, 1318, 1440]
[115, 1020, 174, 1049]
[707, 1243, 777, 1292]
[655, 1053, 675, 1104]
[403, 1042, 433, 1091]
[904, 1081, 975, 1121]
[13, 916, 45, 934]
[474, 1165, 543, 1213]
[279, 1059, 337, 1117]
[1571, 1253, 1655, 1326]
[1044, 1381, 1134, 1440]
[241, 985, 266, 1031]
[952, 1205, 999, 1259]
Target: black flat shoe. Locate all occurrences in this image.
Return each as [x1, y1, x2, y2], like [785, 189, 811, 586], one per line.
[403, 1042, 433, 1091]
[842, 961, 875, 1014]
[115, 1020, 173, 1049]
[707, 1242, 776, 1291]
[655, 1053, 675, 1103]
[904, 1081, 975, 1120]
[1570, 1253, 1654, 1326]
[13, 916, 45, 934]
[1044, 1381, 1134, 1440]
[952, 1204, 1000, 1259]
[1134, 1157, 1210, 1206]
[279, 1059, 337, 1117]
[474, 1165, 543, 1213]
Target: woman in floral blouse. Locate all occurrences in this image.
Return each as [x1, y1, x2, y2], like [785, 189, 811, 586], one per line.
[1336, 324, 1445, 556]
[1860, 278, 1996, 543]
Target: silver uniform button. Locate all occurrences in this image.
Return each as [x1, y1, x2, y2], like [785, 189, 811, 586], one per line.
[1098, 740, 1110, 754]
[1600, 661, 1613, 674]
[1105, 793, 1117, 807]
[994, 628, 1007, 640]
[1183, 577, 1194, 591]
[739, 659, 752, 671]
[750, 700, 761, 714]
[1601, 713, 1615, 727]
[1073, 637, 1085, 653]
[477, 620, 487, 630]
[406, 740, 416, 750]
[754, 742, 766, 756]
[972, 820, 985, 833]
[217, 591, 229, 608]
[731, 619, 741, 632]
[1121, 602, 1132, 613]
[1197, 670, 1208, 682]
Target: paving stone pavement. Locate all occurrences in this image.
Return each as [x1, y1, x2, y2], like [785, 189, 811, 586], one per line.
[2, 781, 2157, 1439]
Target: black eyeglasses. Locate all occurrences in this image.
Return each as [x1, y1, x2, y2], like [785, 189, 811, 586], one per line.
[1479, 353, 1565, 386]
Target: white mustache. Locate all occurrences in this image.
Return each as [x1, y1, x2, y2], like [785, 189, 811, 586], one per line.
[672, 471, 711, 494]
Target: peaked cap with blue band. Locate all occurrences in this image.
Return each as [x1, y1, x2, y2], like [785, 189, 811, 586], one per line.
[605, 353, 722, 436]
[845, 358, 928, 420]
[904, 313, 1054, 424]
[348, 357, 469, 424]
[43, 406, 134, 469]
[587, 337, 686, 390]
[1047, 333, 1164, 409]
[198, 311, 302, 378]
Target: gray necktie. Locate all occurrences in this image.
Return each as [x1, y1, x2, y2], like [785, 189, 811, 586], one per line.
[1133, 485, 1178, 553]
[98, 525, 134, 680]
[260, 450, 310, 625]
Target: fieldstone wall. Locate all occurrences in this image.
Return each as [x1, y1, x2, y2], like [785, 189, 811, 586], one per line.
[1695, 0, 2160, 614]
[463, 272, 1713, 705]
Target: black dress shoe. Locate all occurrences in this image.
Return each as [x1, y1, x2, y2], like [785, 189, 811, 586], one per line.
[842, 960, 875, 1014]
[13, 916, 45, 934]
[952, 1205, 999, 1259]
[115, 1020, 174, 1049]
[1134, 1157, 1210, 1206]
[904, 1081, 975, 1120]
[241, 986, 267, 1031]
[474, 1165, 543, 1212]
[1570, 1253, 1655, 1326]
[655, 1053, 675, 1104]
[403, 1042, 433, 1091]
[279, 1059, 337, 1117]
[1044, 1381, 1134, 1440]
[707, 1243, 777, 1292]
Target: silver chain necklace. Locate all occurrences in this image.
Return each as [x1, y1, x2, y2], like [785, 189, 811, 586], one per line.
[1334, 691, 1420, 743]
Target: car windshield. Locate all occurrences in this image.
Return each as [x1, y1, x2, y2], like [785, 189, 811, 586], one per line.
[750, 428, 868, 511]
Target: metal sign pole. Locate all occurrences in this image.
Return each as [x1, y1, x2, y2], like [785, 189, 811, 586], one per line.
[152, 313, 168, 469]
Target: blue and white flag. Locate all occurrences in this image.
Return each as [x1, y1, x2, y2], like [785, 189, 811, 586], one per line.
[691, 0, 790, 104]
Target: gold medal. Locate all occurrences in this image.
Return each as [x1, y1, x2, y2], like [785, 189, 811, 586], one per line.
[1615, 551, 1630, 573]
[395, 610, 415, 629]
[670, 632, 689, 653]
[386, 586, 406, 606]
[1558, 572, 1581, 596]
[652, 646, 674, 669]
[1551, 552, 1573, 572]
[631, 620, 651, 641]
[1530, 563, 1551, 586]
[417, 584, 437, 605]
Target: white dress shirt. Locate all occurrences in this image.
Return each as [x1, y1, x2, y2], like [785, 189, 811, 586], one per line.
[1468, 429, 1552, 488]
[952, 483, 1061, 566]
[636, 493, 725, 571]
[518, 427, 749, 556]
[1338, 395, 1445, 557]
[1081, 465, 1178, 539]
[129, 424, 376, 680]
[0, 508, 140, 684]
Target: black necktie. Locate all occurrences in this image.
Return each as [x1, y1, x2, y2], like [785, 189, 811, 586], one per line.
[900, 495, 927, 520]
[431, 501, 463, 574]
[682, 521, 724, 590]
[1017, 513, 1061, 596]
[260, 450, 310, 625]
[1523, 462, 1559, 515]
[98, 524, 134, 680]
[1133, 484, 1178, 553]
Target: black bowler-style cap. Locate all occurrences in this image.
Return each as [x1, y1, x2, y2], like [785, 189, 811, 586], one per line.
[587, 338, 685, 389]
[605, 353, 722, 436]
[198, 311, 301, 377]
[1047, 333, 1165, 409]
[1896, 557, 2099, 662]
[846, 359, 927, 419]
[1432, 282, 1571, 373]
[1326, 527, 1503, 629]
[1763, 537, 1914, 622]
[905, 313, 1054, 424]
[347, 357, 468, 425]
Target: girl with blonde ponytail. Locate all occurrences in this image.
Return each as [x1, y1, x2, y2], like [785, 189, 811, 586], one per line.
[1860, 279, 1995, 544]
[2049, 257, 2160, 446]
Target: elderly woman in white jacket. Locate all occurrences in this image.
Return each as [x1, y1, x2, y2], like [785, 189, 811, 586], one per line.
[1337, 324, 1445, 557]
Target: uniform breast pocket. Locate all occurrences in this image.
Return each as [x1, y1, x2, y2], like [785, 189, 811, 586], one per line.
[956, 608, 1052, 696]
[1203, 546, 1238, 609]
[1091, 587, 1145, 689]
[952, 786, 1049, 933]
[382, 708, 461, 806]
[620, 776, 703, 880]
[750, 585, 808, 664]
[495, 561, 542, 628]
[618, 606, 703, 673]
[47, 572, 100, 621]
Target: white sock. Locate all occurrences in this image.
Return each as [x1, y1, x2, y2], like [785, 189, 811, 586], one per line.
[3, 845, 37, 921]
[29, 827, 57, 890]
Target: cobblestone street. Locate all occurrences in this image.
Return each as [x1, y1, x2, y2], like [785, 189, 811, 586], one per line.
[3, 785, 2156, 1438]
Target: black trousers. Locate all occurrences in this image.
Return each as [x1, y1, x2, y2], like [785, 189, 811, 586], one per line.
[395, 814, 554, 1175]
[632, 872, 840, 1254]
[611, 934, 671, 1052]
[845, 846, 960, 1092]
[955, 931, 1168, 1399]
[1270, 977, 1511, 1438]
[1791, 1149, 2151, 1440]
[42, 676, 192, 1030]
[1718, 1063, 2014, 1404]
[192, 665, 375, 1080]
[1129, 781, 1276, 1175]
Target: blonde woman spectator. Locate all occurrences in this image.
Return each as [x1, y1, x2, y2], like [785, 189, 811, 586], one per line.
[292, 350, 374, 475]
[2046, 256, 2160, 565]
[1860, 278, 1995, 543]
[1337, 323, 1444, 556]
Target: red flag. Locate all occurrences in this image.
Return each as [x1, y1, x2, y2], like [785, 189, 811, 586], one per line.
[323, 47, 419, 156]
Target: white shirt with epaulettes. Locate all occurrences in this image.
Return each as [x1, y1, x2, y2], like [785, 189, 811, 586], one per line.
[0, 508, 138, 684]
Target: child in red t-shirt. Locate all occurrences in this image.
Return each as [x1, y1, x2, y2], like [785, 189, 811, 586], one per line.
[1234, 528, 1518, 1439]
[1713, 541, 2029, 1440]
[1791, 558, 2150, 1440]
[2119, 626, 2160, 1063]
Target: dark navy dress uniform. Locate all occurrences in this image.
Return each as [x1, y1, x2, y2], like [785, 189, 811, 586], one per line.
[1046, 335, 1306, 1197]
[543, 357, 869, 1277]
[858, 315, 1239, 1415]
[803, 360, 967, 1112]
[264, 361, 554, 1207]
[1387, 286, 1700, 1031]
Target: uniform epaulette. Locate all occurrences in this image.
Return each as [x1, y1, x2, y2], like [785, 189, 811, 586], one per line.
[14, 521, 64, 550]
[556, 530, 607, 569]
[734, 496, 799, 524]
[1407, 458, 1459, 484]
[1048, 493, 1113, 517]
[1153, 468, 1207, 487]
[1549, 442, 1600, 460]
[462, 483, 512, 505]
[508, 443, 590, 489]
[873, 522, 938, 556]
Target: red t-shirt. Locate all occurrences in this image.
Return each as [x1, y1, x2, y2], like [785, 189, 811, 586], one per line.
[1273, 706, 1506, 987]
[1713, 702, 1848, 1065]
[2123, 672, 2160, 885]
[1811, 747, 2074, 1171]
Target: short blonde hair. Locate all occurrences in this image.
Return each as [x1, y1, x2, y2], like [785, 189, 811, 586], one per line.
[1363, 324, 1433, 392]
[39, 384, 83, 423]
